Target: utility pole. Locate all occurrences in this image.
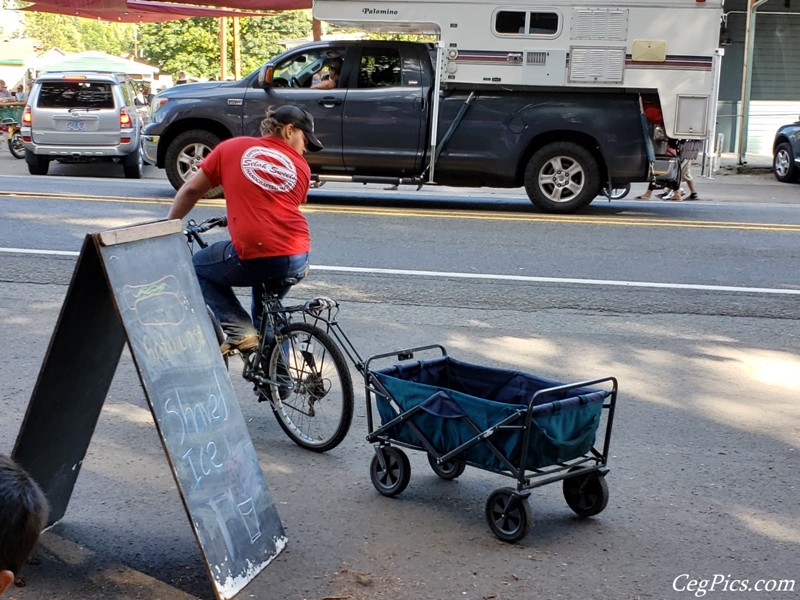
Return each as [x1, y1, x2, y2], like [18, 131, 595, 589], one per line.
[233, 17, 241, 80]
[219, 17, 228, 81]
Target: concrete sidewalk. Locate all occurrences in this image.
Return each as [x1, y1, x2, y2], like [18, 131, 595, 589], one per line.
[714, 151, 773, 174]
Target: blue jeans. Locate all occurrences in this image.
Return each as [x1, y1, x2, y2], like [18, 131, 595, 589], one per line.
[192, 240, 308, 342]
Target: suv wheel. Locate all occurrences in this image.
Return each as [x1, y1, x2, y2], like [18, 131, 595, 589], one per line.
[26, 150, 50, 176]
[165, 130, 223, 198]
[773, 142, 799, 183]
[123, 147, 144, 179]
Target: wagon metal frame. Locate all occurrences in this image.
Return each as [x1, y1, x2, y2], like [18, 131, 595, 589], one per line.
[363, 344, 618, 542]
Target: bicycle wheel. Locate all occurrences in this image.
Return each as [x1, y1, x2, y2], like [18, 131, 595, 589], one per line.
[264, 321, 353, 452]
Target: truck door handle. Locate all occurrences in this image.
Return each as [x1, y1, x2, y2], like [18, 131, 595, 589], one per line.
[414, 97, 425, 111]
[316, 97, 342, 107]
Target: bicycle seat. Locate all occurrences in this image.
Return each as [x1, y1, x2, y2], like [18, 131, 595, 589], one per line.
[259, 277, 300, 296]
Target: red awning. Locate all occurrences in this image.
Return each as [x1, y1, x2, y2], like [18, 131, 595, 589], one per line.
[143, 0, 311, 9]
[18, 0, 311, 23]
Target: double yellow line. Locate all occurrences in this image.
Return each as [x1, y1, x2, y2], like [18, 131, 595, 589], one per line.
[2, 189, 799, 233]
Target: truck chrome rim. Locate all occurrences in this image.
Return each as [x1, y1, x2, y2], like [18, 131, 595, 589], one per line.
[177, 142, 213, 182]
[538, 156, 585, 203]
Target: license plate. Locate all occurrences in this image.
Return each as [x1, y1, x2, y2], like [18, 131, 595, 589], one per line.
[66, 120, 86, 131]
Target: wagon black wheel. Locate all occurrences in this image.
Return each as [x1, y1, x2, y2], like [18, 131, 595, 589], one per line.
[484, 487, 531, 543]
[563, 468, 609, 518]
[427, 454, 466, 480]
[370, 447, 410, 497]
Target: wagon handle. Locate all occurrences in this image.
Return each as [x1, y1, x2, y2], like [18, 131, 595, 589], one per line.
[364, 344, 447, 375]
[526, 376, 617, 411]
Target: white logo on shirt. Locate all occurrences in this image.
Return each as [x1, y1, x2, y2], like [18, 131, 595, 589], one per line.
[241, 146, 297, 192]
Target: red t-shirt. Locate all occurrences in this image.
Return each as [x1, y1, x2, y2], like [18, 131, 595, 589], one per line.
[200, 136, 311, 260]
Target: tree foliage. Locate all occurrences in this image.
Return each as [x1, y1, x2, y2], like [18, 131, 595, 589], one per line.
[20, 11, 136, 56]
[139, 11, 313, 81]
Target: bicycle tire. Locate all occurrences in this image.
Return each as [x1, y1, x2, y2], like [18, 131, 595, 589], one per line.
[264, 321, 354, 452]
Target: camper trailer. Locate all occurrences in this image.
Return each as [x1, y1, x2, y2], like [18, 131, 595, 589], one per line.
[313, 0, 725, 143]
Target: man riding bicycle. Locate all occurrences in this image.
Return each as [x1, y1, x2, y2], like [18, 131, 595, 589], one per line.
[167, 105, 323, 354]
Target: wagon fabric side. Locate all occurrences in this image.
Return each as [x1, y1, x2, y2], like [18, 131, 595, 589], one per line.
[371, 356, 609, 472]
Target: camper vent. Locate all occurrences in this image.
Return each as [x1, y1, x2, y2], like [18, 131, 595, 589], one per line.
[571, 9, 628, 41]
[568, 47, 625, 83]
[526, 51, 548, 65]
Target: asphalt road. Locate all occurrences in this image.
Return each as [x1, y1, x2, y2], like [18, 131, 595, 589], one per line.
[0, 156, 798, 600]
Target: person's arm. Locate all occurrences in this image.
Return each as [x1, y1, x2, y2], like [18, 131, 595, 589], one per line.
[167, 169, 213, 220]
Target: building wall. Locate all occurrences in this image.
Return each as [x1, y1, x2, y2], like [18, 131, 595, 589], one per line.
[717, 0, 800, 153]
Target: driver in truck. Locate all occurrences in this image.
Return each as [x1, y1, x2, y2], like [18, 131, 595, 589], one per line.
[311, 60, 341, 89]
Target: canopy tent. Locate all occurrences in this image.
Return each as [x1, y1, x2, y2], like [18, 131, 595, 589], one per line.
[17, 0, 310, 22]
[33, 51, 160, 77]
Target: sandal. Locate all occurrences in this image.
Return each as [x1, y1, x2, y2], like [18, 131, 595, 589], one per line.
[635, 195, 650, 200]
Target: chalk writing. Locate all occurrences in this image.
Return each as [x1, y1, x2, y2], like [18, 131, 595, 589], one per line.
[122, 275, 187, 326]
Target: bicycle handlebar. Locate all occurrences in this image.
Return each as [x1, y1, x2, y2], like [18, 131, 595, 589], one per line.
[184, 216, 227, 250]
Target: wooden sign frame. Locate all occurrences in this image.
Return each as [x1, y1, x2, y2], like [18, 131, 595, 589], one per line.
[13, 220, 285, 600]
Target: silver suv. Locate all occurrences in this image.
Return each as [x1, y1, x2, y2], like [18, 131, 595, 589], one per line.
[21, 72, 144, 178]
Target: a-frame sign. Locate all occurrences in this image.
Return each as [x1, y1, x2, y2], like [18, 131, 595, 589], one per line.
[12, 220, 285, 600]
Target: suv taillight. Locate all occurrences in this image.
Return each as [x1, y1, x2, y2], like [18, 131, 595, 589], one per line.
[22, 106, 32, 125]
[120, 108, 131, 128]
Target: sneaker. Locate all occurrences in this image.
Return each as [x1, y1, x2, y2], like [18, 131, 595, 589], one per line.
[658, 190, 674, 200]
[220, 334, 260, 355]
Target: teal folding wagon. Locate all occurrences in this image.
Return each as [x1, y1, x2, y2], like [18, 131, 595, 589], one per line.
[364, 345, 618, 542]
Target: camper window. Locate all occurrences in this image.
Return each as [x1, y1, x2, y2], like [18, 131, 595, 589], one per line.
[495, 11, 526, 34]
[528, 12, 559, 35]
[495, 10, 559, 36]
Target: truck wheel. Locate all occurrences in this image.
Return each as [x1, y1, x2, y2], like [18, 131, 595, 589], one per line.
[524, 142, 600, 213]
[25, 150, 50, 176]
[165, 130, 223, 198]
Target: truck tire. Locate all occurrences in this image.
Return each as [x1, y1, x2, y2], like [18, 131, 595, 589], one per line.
[524, 142, 600, 213]
[165, 130, 223, 198]
[25, 150, 50, 176]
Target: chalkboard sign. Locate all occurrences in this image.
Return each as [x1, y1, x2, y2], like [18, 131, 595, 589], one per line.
[14, 220, 285, 600]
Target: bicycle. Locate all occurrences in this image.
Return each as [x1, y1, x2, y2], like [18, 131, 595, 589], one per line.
[184, 216, 362, 453]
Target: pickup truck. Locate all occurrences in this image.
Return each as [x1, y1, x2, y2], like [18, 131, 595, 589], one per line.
[143, 40, 654, 213]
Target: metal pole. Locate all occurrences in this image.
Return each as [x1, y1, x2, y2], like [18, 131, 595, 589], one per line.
[736, 0, 769, 165]
[426, 42, 444, 184]
[703, 47, 724, 178]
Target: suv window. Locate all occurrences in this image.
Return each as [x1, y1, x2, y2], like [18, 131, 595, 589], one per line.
[36, 81, 115, 109]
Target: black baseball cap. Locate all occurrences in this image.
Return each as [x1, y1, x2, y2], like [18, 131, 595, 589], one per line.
[273, 105, 323, 152]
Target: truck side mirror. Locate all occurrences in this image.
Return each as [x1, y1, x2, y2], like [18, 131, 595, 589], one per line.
[258, 65, 275, 88]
